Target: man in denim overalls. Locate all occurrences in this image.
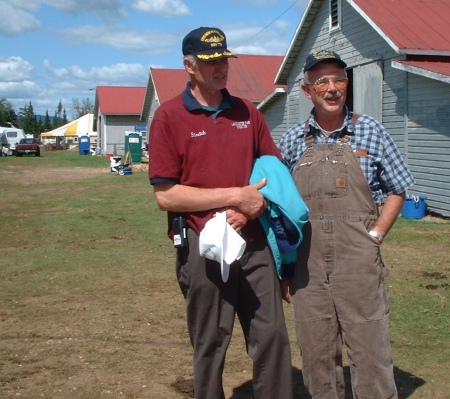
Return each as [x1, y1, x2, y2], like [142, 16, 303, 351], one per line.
[279, 50, 415, 399]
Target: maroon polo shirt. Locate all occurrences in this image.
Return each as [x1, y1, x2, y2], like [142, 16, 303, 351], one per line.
[149, 83, 281, 242]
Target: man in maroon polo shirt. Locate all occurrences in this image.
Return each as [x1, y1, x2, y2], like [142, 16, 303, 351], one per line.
[149, 27, 293, 399]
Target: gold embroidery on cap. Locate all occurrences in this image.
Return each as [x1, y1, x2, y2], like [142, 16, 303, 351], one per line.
[197, 50, 235, 60]
[201, 30, 225, 48]
[313, 50, 336, 60]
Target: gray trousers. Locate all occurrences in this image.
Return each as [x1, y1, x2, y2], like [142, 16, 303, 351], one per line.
[176, 228, 293, 399]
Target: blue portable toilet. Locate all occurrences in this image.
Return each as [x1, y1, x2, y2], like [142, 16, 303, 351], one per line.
[79, 135, 90, 155]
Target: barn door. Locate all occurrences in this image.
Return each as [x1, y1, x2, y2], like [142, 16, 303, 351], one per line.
[352, 61, 383, 121]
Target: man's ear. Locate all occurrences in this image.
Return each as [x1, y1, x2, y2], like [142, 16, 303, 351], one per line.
[184, 59, 195, 75]
[301, 83, 312, 99]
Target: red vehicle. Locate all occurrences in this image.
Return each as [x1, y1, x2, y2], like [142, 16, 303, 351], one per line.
[15, 138, 41, 157]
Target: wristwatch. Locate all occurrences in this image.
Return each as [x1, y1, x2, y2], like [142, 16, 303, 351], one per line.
[369, 230, 384, 243]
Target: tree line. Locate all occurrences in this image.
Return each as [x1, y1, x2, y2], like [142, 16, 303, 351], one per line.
[0, 98, 94, 137]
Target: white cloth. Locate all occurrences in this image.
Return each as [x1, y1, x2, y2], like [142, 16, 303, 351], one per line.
[199, 211, 246, 282]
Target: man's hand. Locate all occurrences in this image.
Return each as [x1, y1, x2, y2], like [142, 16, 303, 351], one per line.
[235, 178, 267, 219]
[226, 207, 250, 232]
[280, 278, 291, 303]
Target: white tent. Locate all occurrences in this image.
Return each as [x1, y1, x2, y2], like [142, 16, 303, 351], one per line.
[40, 113, 95, 138]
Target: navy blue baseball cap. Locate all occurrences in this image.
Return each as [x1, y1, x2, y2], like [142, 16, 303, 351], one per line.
[303, 50, 347, 72]
[182, 27, 237, 61]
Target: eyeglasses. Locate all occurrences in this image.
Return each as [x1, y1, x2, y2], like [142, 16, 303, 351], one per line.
[307, 77, 348, 92]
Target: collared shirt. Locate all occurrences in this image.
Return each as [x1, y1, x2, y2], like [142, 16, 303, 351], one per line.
[278, 107, 415, 204]
[149, 82, 281, 238]
[182, 82, 236, 111]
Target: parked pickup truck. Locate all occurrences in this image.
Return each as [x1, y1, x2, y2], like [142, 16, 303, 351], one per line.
[16, 138, 41, 157]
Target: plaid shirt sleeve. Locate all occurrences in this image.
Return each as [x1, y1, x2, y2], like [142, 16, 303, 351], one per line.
[278, 109, 415, 204]
[278, 120, 310, 173]
[354, 114, 415, 202]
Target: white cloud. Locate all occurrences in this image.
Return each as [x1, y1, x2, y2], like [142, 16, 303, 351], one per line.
[131, 0, 191, 17]
[0, 1, 41, 35]
[2, 57, 151, 114]
[225, 24, 290, 55]
[26, 0, 127, 19]
[0, 56, 34, 81]
[0, 81, 41, 101]
[43, 59, 149, 88]
[60, 25, 179, 55]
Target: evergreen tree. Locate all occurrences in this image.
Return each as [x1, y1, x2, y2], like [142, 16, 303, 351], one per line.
[62, 108, 68, 125]
[8, 109, 19, 127]
[0, 98, 16, 126]
[18, 102, 38, 135]
[54, 100, 64, 128]
[35, 117, 43, 138]
[43, 110, 52, 132]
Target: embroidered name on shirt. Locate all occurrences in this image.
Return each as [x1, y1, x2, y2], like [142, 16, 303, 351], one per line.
[232, 121, 251, 129]
[191, 130, 206, 138]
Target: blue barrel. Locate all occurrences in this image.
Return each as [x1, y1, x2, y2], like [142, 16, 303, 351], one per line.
[401, 195, 427, 219]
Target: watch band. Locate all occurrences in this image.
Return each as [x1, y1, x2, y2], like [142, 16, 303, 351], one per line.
[369, 230, 383, 242]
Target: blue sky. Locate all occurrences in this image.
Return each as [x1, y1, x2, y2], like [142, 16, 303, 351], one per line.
[0, 0, 308, 119]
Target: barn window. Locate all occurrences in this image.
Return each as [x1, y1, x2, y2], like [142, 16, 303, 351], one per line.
[329, 0, 341, 31]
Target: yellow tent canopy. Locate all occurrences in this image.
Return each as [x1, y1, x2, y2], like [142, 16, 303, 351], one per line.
[40, 114, 94, 138]
[64, 121, 79, 137]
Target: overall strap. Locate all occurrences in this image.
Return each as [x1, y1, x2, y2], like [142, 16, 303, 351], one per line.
[304, 112, 361, 145]
[339, 112, 361, 143]
[304, 120, 314, 145]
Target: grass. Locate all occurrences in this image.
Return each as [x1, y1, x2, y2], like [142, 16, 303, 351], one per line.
[0, 150, 449, 399]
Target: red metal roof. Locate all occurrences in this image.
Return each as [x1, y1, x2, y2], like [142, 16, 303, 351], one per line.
[151, 54, 285, 105]
[227, 54, 285, 102]
[96, 86, 146, 115]
[398, 57, 450, 76]
[353, 0, 450, 55]
[393, 56, 450, 80]
[151, 69, 187, 104]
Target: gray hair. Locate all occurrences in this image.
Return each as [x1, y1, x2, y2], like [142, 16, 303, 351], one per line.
[183, 54, 197, 67]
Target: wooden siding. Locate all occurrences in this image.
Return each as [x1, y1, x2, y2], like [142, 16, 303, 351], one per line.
[406, 73, 450, 216]
[145, 87, 159, 140]
[263, 95, 289, 143]
[382, 65, 408, 156]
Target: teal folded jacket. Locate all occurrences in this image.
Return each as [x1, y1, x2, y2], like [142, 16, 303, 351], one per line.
[250, 155, 309, 279]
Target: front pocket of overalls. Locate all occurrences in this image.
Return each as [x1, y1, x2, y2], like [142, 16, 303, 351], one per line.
[296, 159, 348, 200]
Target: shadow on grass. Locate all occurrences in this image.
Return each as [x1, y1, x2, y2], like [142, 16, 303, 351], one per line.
[395, 366, 426, 399]
[229, 365, 426, 399]
[171, 365, 426, 398]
